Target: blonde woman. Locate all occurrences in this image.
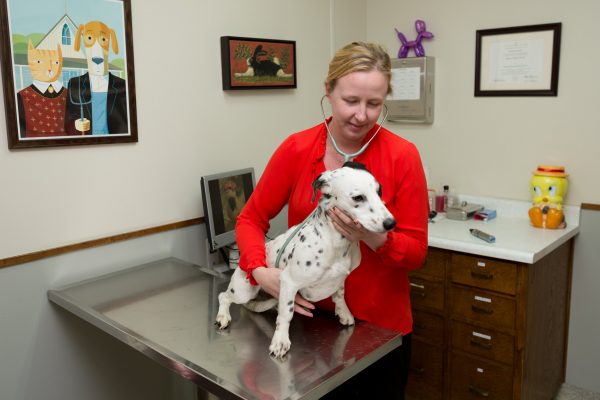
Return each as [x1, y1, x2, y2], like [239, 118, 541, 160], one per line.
[237, 42, 428, 399]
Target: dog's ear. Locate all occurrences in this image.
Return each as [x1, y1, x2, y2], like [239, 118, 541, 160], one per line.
[311, 171, 332, 203]
[110, 28, 119, 54]
[74, 24, 84, 52]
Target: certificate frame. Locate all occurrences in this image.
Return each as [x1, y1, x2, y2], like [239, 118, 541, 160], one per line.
[474, 23, 561, 97]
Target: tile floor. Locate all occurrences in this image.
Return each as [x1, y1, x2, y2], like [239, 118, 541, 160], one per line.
[555, 383, 600, 400]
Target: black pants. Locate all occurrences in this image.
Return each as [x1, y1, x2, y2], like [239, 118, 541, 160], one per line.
[320, 333, 412, 400]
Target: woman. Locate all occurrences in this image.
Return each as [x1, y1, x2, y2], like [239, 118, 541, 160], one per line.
[236, 42, 429, 399]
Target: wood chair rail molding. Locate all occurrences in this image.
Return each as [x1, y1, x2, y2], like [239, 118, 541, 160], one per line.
[0, 218, 203, 269]
[581, 203, 600, 211]
[2, 202, 597, 270]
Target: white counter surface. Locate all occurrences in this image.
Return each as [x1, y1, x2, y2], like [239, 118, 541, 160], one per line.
[427, 195, 580, 264]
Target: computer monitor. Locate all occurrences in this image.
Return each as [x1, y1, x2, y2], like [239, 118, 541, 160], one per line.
[200, 167, 255, 252]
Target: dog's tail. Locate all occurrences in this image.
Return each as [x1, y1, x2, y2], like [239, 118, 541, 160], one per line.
[244, 298, 278, 312]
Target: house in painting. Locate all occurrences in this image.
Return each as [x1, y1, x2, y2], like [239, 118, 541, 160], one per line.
[11, 14, 124, 91]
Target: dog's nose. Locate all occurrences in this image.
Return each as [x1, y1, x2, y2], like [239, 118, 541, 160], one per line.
[92, 57, 104, 65]
[383, 218, 397, 231]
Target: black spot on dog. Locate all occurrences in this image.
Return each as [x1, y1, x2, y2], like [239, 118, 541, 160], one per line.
[318, 248, 324, 253]
[306, 261, 311, 266]
[288, 300, 293, 306]
[289, 307, 293, 313]
[300, 235, 306, 242]
[230, 288, 235, 293]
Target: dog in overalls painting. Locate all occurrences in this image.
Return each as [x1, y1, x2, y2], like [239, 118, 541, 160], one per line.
[215, 162, 396, 358]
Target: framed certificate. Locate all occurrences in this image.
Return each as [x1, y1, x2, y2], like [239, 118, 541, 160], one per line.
[474, 23, 561, 96]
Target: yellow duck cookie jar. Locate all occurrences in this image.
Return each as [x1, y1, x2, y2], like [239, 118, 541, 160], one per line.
[528, 165, 568, 229]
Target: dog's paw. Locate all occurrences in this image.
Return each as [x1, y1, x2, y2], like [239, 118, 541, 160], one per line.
[269, 332, 291, 359]
[337, 312, 355, 326]
[215, 314, 231, 330]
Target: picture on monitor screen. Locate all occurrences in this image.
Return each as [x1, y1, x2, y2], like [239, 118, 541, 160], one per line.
[201, 167, 255, 252]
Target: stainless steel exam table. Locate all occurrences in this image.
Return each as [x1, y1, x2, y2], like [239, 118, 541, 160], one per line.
[48, 257, 402, 400]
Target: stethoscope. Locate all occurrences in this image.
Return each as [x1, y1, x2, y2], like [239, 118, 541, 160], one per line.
[320, 95, 389, 162]
[274, 96, 389, 268]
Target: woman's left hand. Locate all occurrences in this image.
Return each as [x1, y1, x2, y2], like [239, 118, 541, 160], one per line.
[328, 207, 388, 250]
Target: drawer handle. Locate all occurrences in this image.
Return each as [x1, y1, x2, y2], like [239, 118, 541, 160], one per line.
[471, 270, 493, 280]
[410, 366, 425, 375]
[469, 384, 490, 397]
[471, 305, 493, 314]
[470, 339, 492, 349]
[410, 284, 427, 298]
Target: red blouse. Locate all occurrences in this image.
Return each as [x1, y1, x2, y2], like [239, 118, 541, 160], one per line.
[236, 121, 429, 334]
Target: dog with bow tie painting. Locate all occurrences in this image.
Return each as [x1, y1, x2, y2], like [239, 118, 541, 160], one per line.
[65, 20, 129, 136]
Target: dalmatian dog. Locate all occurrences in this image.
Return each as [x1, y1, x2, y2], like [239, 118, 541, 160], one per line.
[215, 162, 396, 358]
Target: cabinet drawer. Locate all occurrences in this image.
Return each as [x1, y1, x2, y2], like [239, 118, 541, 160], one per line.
[412, 248, 446, 281]
[413, 310, 444, 345]
[451, 254, 517, 295]
[410, 277, 444, 311]
[451, 320, 515, 365]
[406, 339, 444, 400]
[449, 285, 516, 330]
[450, 351, 513, 400]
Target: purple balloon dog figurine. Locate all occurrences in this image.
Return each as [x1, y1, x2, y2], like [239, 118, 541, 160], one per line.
[395, 20, 434, 58]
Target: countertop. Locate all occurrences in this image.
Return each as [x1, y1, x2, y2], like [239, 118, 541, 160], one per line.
[428, 195, 580, 264]
[47, 258, 402, 400]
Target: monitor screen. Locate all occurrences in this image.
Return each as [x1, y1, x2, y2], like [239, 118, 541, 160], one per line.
[200, 167, 255, 252]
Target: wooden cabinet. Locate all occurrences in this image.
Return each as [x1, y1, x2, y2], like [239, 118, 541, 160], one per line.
[407, 242, 573, 400]
[406, 248, 447, 400]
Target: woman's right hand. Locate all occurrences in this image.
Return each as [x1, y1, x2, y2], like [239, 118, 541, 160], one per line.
[251, 267, 315, 317]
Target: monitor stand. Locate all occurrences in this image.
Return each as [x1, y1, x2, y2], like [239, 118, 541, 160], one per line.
[204, 239, 231, 273]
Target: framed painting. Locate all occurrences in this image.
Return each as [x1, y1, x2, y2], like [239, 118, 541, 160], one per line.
[475, 23, 561, 97]
[220, 36, 296, 90]
[0, 0, 138, 149]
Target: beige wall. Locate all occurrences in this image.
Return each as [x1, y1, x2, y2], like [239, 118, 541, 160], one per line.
[367, 0, 600, 207]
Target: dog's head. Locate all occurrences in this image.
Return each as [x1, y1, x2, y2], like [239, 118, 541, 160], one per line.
[312, 162, 396, 233]
[74, 21, 119, 77]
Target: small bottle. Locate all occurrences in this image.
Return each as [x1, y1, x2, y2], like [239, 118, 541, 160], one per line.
[435, 192, 445, 212]
[443, 185, 458, 211]
[428, 189, 436, 212]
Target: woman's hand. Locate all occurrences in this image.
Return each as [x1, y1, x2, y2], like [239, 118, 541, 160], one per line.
[328, 206, 388, 250]
[251, 267, 315, 317]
